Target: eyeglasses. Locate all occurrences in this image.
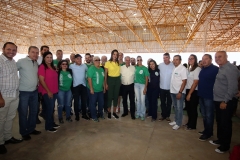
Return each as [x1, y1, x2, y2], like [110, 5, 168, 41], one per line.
[188, 58, 194, 60]
[137, 59, 142, 61]
[94, 59, 100, 61]
[62, 63, 67, 65]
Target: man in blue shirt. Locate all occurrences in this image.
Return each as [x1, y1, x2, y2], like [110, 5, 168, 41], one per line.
[198, 54, 218, 141]
[69, 54, 90, 121]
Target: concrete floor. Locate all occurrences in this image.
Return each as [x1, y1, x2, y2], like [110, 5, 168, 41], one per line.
[0, 107, 239, 160]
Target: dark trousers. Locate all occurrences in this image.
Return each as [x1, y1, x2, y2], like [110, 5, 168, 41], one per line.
[122, 83, 135, 116]
[215, 100, 234, 150]
[103, 90, 108, 111]
[185, 89, 199, 129]
[37, 93, 46, 119]
[72, 84, 87, 117]
[43, 93, 57, 130]
[18, 90, 38, 136]
[147, 87, 159, 120]
[199, 97, 214, 137]
[107, 76, 121, 108]
[160, 88, 172, 118]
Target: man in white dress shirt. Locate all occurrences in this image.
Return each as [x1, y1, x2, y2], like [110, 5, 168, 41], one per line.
[120, 56, 136, 119]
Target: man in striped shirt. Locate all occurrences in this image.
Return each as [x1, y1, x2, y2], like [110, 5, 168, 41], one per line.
[0, 42, 23, 154]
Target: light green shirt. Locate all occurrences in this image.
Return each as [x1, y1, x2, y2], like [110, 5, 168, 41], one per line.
[87, 66, 105, 92]
[134, 65, 149, 84]
[53, 59, 60, 67]
[17, 56, 38, 91]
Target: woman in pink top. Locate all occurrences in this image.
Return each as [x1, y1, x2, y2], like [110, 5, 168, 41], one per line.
[38, 52, 59, 133]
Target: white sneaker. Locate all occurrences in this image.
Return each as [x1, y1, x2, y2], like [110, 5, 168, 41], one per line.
[215, 148, 225, 154]
[169, 121, 176, 126]
[172, 125, 180, 130]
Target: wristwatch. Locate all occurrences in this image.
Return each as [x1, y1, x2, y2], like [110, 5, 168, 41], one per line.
[179, 91, 182, 94]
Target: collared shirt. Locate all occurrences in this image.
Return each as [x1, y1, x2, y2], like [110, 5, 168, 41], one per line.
[170, 64, 187, 94]
[186, 67, 201, 90]
[17, 56, 38, 91]
[213, 61, 238, 102]
[104, 61, 120, 77]
[158, 62, 174, 90]
[0, 54, 19, 97]
[37, 56, 43, 65]
[69, 63, 88, 87]
[198, 64, 219, 99]
[120, 65, 135, 85]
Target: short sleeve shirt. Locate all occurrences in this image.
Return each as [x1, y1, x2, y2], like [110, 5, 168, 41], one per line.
[186, 67, 201, 90]
[38, 64, 58, 95]
[69, 63, 88, 87]
[170, 64, 187, 94]
[87, 66, 105, 92]
[104, 61, 120, 77]
[134, 65, 149, 84]
[59, 70, 72, 91]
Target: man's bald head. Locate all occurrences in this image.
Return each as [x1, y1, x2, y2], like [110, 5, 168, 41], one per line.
[215, 51, 228, 66]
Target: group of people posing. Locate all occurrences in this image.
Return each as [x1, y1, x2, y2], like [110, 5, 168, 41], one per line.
[0, 41, 239, 155]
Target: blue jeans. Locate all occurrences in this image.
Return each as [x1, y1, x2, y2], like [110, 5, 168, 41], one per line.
[18, 90, 38, 136]
[171, 93, 185, 126]
[199, 97, 214, 137]
[43, 93, 57, 130]
[134, 83, 146, 117]
[87, 89, 104, 119]
[57, 90, 72, 119]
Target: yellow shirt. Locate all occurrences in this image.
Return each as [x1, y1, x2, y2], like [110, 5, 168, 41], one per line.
[104, 61, 120, 77]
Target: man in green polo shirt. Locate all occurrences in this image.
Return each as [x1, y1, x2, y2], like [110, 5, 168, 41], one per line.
[87, 56, 105, 122]
[53, 50, 63, 68]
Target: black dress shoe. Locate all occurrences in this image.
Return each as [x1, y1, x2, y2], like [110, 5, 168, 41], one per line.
[75, 116, 79, 121]
[36, 118, 41, 124]
[30, 130, 41, 135]
[22, 135, 31, 141]
[131, 116, 136, 120]
[0, 145, 7, 154]
[5, 137, 23, 144]
[121, 113, 128, 117]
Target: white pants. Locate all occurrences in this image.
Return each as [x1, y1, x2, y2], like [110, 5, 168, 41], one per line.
[0, 94, 19, 145]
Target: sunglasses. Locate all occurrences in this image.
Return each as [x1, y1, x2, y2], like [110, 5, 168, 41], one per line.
[61, 63, 68, 65]
[137, 59, 142, 61]
[95, 59, 100, 61]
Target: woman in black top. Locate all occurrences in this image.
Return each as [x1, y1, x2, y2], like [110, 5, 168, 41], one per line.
[147, 59, 160, 121]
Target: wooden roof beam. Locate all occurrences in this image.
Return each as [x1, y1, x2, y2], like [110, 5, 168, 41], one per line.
[134, 0, 165, 52]
[104, 1, 151, 53]
[180, 0, 218, 52]
[66, 0, 131, 50]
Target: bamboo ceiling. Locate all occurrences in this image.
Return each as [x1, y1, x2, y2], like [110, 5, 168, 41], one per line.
[0, 0, 240, 54]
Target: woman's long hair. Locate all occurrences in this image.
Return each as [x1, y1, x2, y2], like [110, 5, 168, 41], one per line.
[109, 49, 119, 65]
[42, 51, 56, 70]
[188, 54, 198, 72]
[148, 59, 159, 72]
